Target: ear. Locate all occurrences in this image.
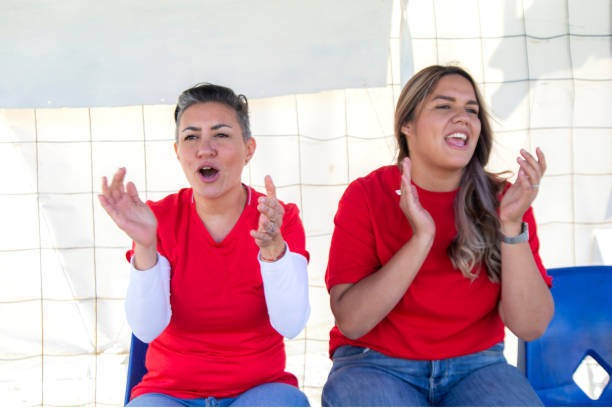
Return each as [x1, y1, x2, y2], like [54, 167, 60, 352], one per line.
[400, 122, 412, 137]
[174, 142, 179, 160]
[400, 122, 414, 154]
[245, 137, 256, 164]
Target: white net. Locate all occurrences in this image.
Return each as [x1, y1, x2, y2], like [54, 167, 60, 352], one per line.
[1, 0, 611, 406]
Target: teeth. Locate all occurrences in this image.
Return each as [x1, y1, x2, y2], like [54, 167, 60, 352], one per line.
[446, 133, 467, 140]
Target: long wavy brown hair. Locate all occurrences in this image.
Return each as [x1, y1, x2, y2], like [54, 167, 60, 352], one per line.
[394, 65, 506, 282]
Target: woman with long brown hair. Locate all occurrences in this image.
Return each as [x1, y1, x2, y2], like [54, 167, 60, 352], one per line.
[322, 65, 553, 406]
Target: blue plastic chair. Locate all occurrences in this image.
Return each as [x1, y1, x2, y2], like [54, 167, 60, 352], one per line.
[124, 334, 149, 406]
[517, 265, 612, 406]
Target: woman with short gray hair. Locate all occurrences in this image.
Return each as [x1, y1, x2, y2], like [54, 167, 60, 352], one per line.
[99, 83, 311, 407]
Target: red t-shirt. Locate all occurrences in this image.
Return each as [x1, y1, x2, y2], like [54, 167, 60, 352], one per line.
[326, 165, 551, 360]
[127, 187, 309, 399]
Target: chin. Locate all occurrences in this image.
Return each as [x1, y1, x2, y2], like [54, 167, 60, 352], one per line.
[192, 184, 224, 199]
[441, 159, 471, 170]
[447, 154, 474, 169]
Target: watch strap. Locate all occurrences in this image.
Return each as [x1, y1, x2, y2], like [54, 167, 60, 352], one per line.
[502, 222, 529, 244]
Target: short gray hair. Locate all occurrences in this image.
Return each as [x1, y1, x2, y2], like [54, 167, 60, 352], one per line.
[174, 83, 251, 142]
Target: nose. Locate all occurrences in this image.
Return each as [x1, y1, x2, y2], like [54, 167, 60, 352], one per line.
[452, 108, 469, 125]
[196, 137, 217, 157]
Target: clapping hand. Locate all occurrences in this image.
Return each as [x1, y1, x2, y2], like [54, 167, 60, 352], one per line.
[250, 175, 286, 261]
[499, 148, 546, 226]
[398, 157, 436, 241]
[98, 167, 158, 249]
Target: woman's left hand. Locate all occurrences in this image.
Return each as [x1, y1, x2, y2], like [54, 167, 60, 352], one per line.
[251, 175, 286, 261]
[499, 147, 547, 226]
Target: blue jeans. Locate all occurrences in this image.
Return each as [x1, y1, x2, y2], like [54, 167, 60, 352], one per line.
[321, 343, 542, 407]
[127, 382, 310, 407]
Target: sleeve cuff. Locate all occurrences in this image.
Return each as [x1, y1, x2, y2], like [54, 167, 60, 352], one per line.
[129, 252, 170, 292]
[258, 242, 289, 265]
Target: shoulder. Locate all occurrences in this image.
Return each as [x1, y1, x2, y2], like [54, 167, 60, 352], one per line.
[341, 165, 400, 206]
[355, 165, 399, 190]
[146, 188, 192, 219]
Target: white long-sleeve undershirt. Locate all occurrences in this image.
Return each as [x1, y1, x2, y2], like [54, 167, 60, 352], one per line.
[125, 246, 310, 343]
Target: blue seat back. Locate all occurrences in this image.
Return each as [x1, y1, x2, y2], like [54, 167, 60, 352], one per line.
[518, 265, 612, 406]
[124, 334, 149, 406]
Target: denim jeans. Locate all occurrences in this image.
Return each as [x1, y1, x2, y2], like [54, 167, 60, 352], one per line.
[321, 343, 542, 407]
[127, 382, 310, 407]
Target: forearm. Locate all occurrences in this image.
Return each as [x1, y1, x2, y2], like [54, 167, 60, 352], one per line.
[132, 240, 158, 270]
[331, 233, 433, 340]
[499, 222, 554, 341]
[125, 253, 172, 343]
[260, 244, 310, 338]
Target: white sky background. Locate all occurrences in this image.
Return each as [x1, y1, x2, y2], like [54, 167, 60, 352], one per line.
[0, 0, 611, 406]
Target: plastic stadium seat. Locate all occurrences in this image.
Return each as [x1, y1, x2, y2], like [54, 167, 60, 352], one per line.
[124, 334, 149, 406]
[517, 265, 612, 406]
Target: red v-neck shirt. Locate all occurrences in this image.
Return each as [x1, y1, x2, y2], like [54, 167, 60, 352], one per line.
[128, 187, 309, 399]
[326, 165, 551, 360]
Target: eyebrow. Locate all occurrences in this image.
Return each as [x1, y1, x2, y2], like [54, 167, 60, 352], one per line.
[181, 123, 233, 133]
[211, 123, 232, 130]
[181, 126, 200, 133]
[431, 95, 479, 105]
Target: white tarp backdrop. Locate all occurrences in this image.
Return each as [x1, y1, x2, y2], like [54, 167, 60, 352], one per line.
[0, 0, 392, 108]
[1, 0, 611, 406]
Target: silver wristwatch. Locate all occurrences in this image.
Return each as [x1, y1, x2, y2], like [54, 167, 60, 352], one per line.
[502, 222, 529, 244]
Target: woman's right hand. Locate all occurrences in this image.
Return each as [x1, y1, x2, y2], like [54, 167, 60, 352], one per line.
[98, 167, 158, 249]
[329, 159, 436, 340]
[398, 157, 435, 242]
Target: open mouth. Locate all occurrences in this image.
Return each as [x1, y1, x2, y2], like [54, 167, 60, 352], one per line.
[199, 166, 219, 180]
[445, 132, 468, 147]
